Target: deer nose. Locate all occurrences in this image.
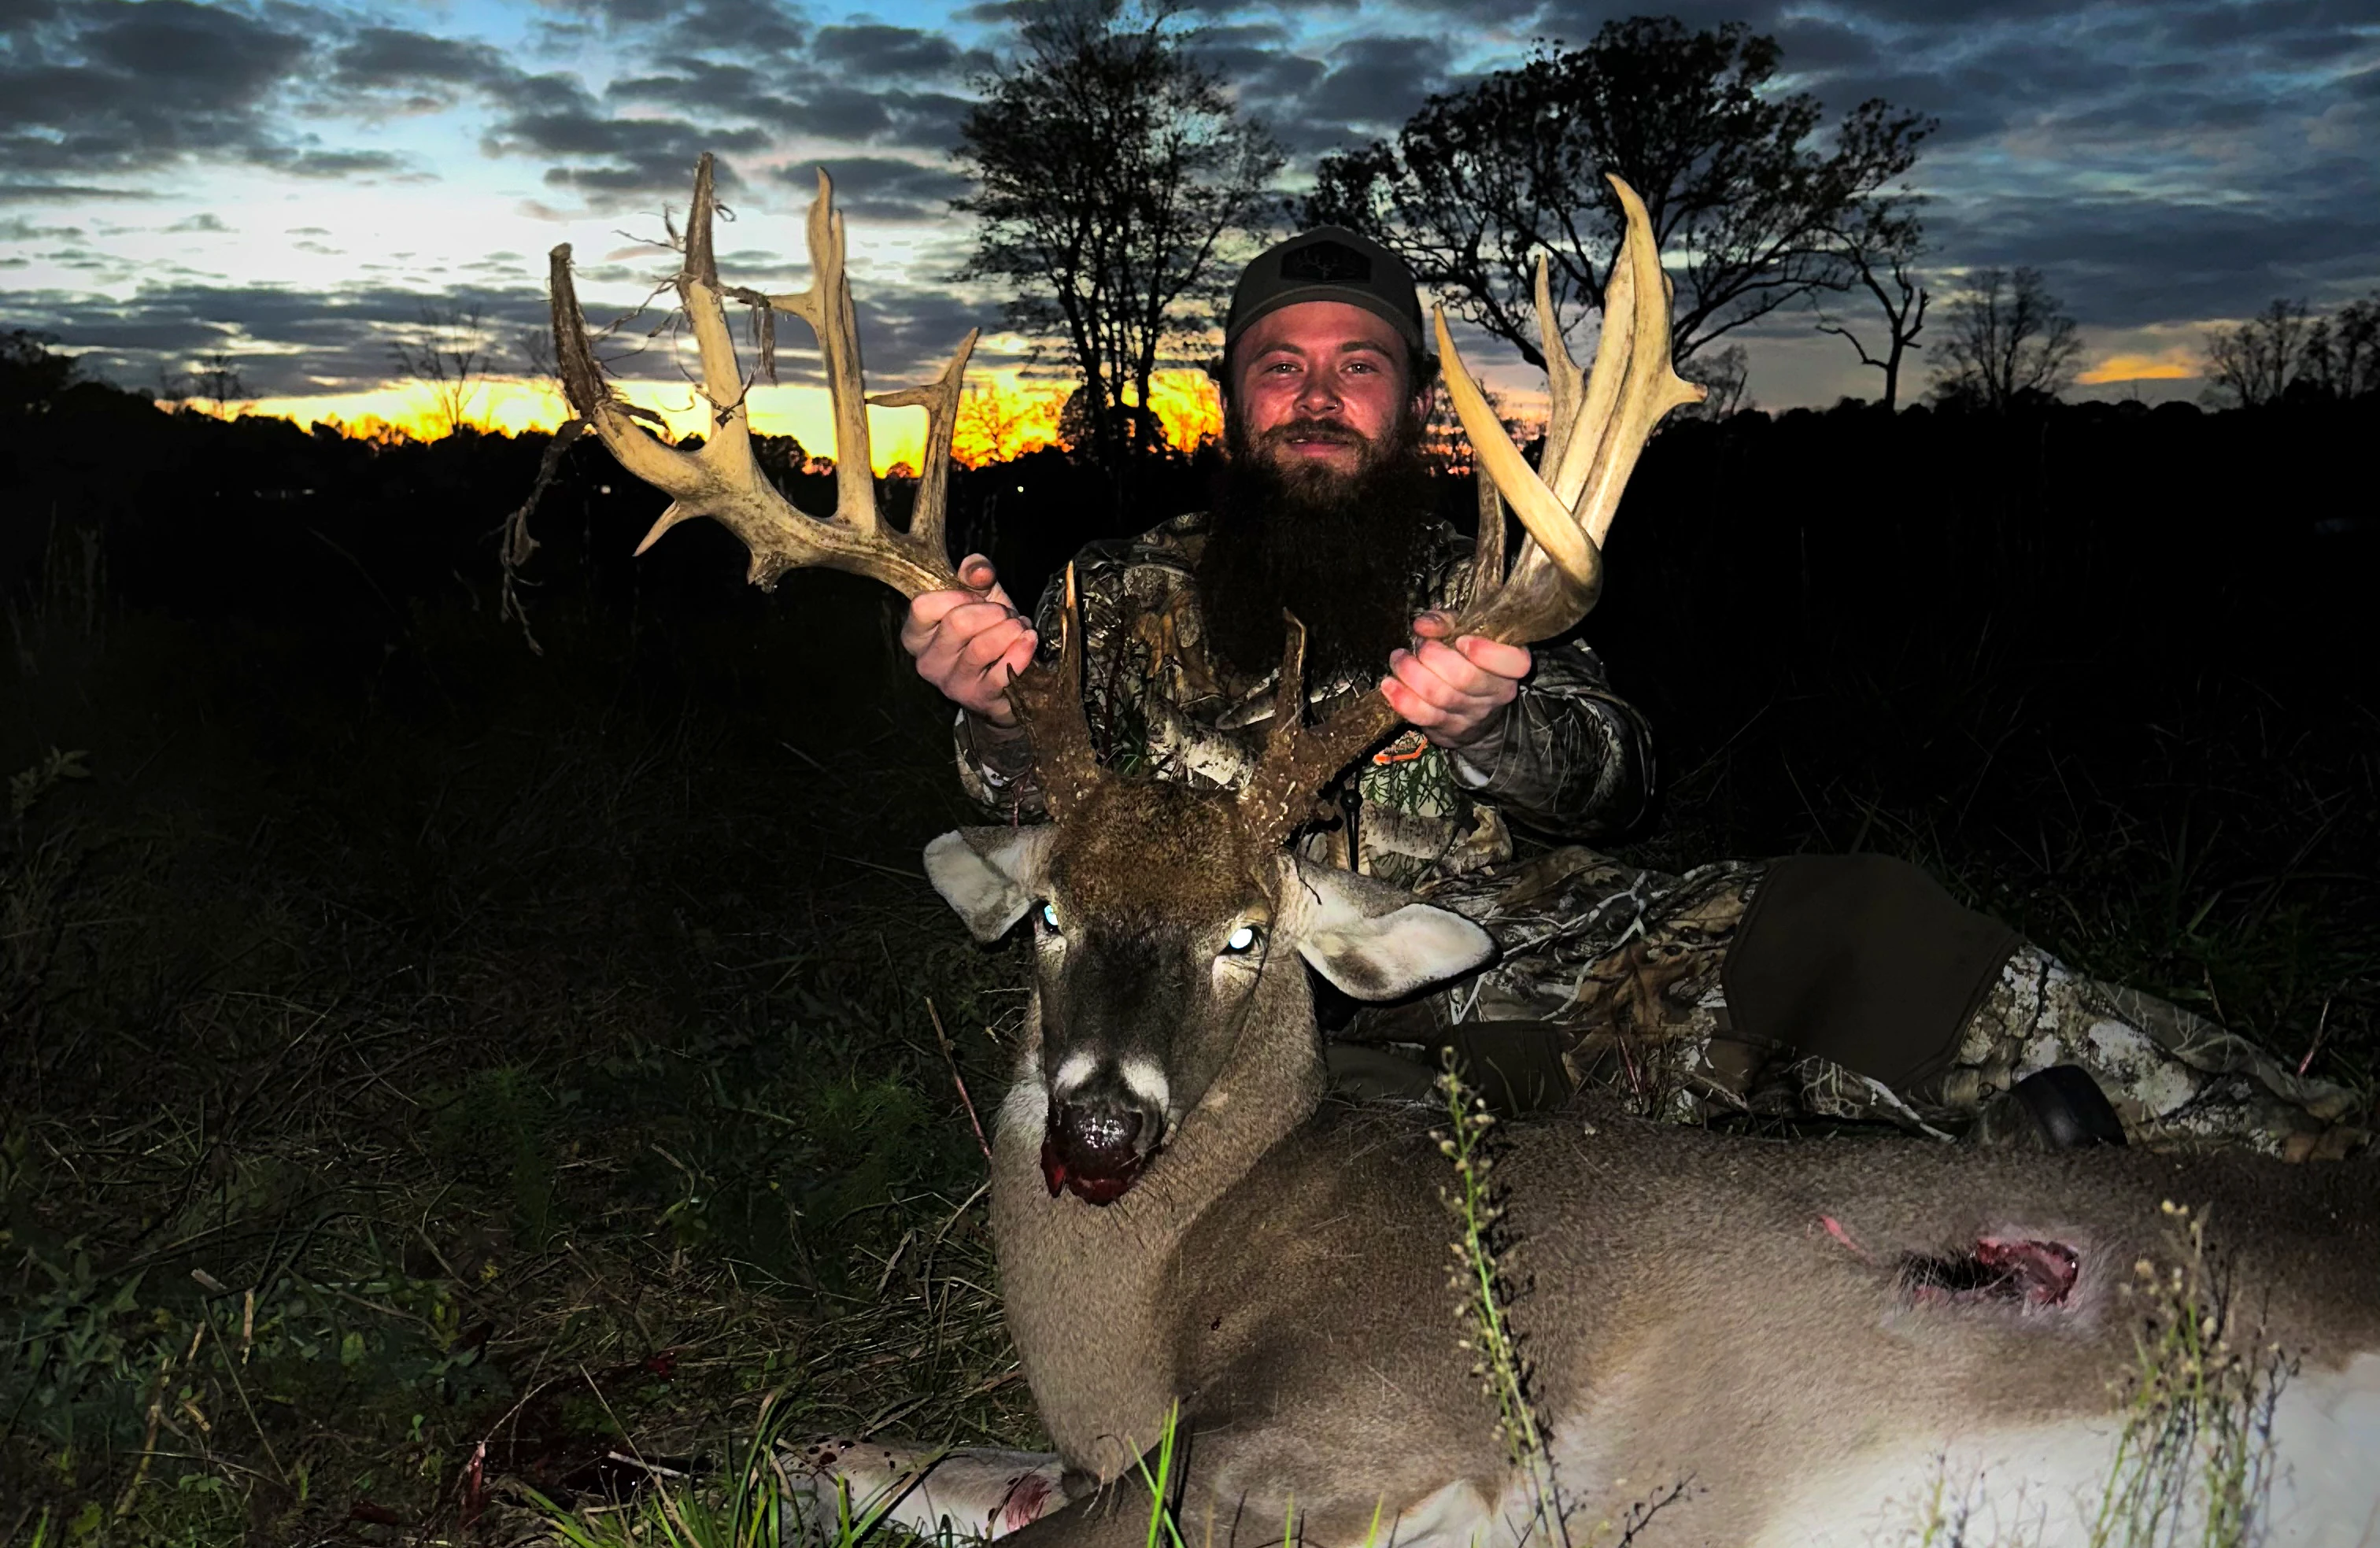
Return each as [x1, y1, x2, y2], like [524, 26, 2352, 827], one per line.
[1042, 1088, 1162, 1205]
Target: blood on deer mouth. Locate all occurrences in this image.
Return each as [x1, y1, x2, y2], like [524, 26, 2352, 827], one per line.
[1898, 1236, 2081, 1310]
[1042, 1106, 1151, 1205]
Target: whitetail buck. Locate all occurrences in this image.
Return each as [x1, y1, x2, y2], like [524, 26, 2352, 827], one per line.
[551, 157, 2380, 1546]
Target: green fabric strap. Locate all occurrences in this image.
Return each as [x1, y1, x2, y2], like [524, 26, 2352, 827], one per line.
[1721, 854, 2021, 1092]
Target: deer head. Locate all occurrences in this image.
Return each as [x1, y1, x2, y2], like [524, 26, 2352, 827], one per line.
[927, 759, 1497, 1203]
[550, 157, 1699, 1206]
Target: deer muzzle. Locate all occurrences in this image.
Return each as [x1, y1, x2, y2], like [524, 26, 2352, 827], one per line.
[1042, 1097, 1161, 1205]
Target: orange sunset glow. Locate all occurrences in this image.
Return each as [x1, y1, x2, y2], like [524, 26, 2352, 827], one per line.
[223, 367, 1226, 472]
[2076, 348, 2200, 386]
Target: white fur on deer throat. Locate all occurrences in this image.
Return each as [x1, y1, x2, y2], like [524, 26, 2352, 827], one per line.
[1000, 1050, 1048, 1134]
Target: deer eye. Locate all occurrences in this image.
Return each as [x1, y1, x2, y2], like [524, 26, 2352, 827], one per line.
[1039, 902, 1061, 934]
[1221, 923, 1262, 956]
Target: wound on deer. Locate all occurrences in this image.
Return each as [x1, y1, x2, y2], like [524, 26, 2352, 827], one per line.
[1899, 1236, 2081, 1309]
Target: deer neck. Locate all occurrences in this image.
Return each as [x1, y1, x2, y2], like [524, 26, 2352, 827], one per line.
[990, 990, 1325, 1482]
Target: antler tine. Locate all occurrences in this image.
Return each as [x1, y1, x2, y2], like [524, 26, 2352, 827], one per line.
[1000, 565, 1103, 819]
[867, 328, 981, 602]
[1550, 176, 1705, 548]
[1435, 172, 1704, 645]
[1238, 611, 1404, 850]
[1462, 256, 1572, 609]
[546, 154, 970, 597]
[761, 169, 881, 553]
[1533, 253, 1587, 482]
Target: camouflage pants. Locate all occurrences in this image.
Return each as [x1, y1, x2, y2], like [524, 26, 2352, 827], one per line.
[1388, 848, 2364, 1158]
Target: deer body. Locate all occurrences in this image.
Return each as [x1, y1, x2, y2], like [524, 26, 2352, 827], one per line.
[932, 787, 2380, 1548]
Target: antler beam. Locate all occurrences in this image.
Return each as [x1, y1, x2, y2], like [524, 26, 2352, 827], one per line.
[547, 153, 978, 597]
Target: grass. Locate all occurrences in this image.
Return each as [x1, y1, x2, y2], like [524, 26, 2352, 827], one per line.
[2088, 1203, 2287, 1548]
[1435, 1062, 1558, 1542]
[1, 577, 1043, 1540]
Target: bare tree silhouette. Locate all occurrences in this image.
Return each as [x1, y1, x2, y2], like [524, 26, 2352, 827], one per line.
[2204, 299, 2312, 408]
[393, 302, 493, 436]
[2293, 296, 2380, 400]
[1816, 205, 1927, 410]
[190, 352, 247, 419]
[1930, 268, 2080, 412]
[956, 0, 1281, 501]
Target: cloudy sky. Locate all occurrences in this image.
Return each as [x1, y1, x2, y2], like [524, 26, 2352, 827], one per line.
[2, 0, 2374, 456]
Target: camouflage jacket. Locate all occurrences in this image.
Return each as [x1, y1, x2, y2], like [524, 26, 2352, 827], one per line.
[955, 512, 1656, 890]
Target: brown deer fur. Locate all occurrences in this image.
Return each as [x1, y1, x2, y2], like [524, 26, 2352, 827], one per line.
[928, 783, 2380, 1548]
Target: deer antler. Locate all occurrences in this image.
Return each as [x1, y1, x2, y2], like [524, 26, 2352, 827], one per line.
[548, 153, 977, 597]
[549, 155, 1103, 816]
[1239, 173, 1704, 848]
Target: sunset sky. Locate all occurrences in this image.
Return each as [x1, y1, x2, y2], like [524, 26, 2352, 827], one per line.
[3, 0, 2375, 463]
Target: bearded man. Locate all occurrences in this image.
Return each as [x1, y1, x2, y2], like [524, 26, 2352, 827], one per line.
[902, 228, 2360, 1158]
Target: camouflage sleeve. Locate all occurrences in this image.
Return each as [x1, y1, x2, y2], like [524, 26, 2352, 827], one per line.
[1441, 640, 1657, 843]
[952, 707, 1044, 820]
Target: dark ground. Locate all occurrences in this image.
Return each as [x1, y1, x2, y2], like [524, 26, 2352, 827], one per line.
[3, 347, 2375, 1542]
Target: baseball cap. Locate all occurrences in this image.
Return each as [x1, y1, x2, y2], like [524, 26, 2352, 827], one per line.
[1224, 227, 1425, 357]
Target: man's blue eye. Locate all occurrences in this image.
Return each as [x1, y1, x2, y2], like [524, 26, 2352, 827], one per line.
[1223, 924, 1261, 955]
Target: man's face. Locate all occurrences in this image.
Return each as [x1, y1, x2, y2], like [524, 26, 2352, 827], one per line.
[1229, 301, 1426, 479]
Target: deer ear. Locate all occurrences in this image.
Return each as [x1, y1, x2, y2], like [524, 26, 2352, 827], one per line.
[925, 827, 1057, 942]
[1290, 862, 1496, 1001]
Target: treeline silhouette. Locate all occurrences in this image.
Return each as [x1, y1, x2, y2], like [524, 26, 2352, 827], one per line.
[6, 334, 2375, 864]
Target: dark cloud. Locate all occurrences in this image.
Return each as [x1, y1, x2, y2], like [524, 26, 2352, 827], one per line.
[1929, 192, 2380, 327]
[327, 24, 516, 113]
[0, 279, 553, 396]
[482, 72, 771, 199]
[1768, 16, 1878, 73]
[607, 57, 799, 122]
[0, 181, 155, 201]
[951, 1, 1038, 24]
[0, 216, 86, 241]
[538, 0, 805, 57]
[1188, 38, 1324, 103]
[0, 0, 461, 198]
[811, 23, 972, 80]
[1235, 32, 1448, 157]
[1301, 35, 1440, 124]
[778, 83, 973, 150]
[0, 0, 310, 187]
[782, 156, 971, 222]
[164, 212, 228, 232]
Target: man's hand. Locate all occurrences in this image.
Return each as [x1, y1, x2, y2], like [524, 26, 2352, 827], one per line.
[1380, 611, 1531, 752]
[902, 553, 1038, 727]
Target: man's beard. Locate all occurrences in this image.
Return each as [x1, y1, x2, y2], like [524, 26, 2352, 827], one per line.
[1196, 408, 1436, 684]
